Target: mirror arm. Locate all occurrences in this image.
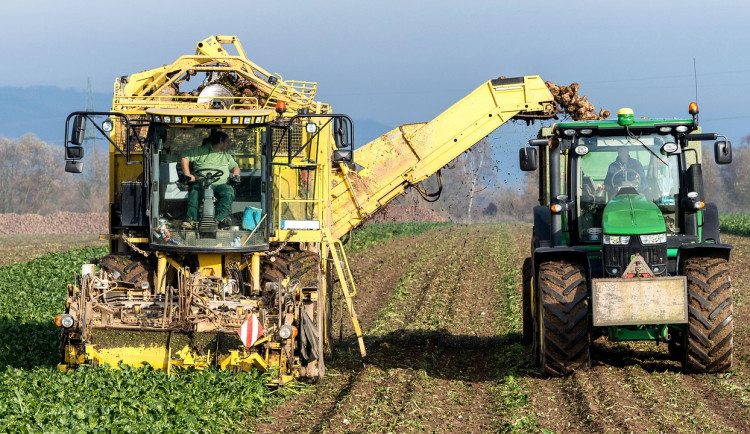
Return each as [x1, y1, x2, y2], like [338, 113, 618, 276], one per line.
[65, 111, 136, 162]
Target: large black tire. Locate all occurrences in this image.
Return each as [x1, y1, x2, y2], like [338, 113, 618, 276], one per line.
[538, 261, 590, 376]
[521, 258, 533, 344]
[324, 255, 335, 359]
[683, 256, 733, 373]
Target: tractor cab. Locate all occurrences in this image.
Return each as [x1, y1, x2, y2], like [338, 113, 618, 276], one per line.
[522, 105, 733, 277]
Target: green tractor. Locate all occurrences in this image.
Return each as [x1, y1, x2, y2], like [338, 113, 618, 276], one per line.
[519, 103, 734, 375]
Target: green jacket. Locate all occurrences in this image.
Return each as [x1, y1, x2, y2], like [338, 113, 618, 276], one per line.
[182, 145, 238, 185]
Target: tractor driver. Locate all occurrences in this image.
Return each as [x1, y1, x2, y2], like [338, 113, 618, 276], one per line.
[181, 131, 241, 228]
[604, 147, 647, 197]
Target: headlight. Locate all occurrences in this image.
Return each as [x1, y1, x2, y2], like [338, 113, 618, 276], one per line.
[574, 145, 589, 156]
[661, 142, 679, 154]
[55, 314, 75, 328]
[603, 235, 630, 245]
[640, 233, 667, 244]
[279, 324, 295, 340]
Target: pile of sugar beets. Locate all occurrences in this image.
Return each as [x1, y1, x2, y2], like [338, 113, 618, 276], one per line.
[546, 81, 611, 121]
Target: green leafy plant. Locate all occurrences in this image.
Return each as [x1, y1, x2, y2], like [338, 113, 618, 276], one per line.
[720, 213, 750, 236]
[0, 247, 284, 431]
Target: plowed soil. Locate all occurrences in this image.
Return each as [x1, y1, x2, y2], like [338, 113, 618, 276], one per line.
[254, 224, 750, 433]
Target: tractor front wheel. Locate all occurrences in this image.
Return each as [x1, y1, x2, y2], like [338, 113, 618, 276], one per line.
[521, 258, 533, 344]
[537, 261, 590, 376]
[683, 256, 733, 373]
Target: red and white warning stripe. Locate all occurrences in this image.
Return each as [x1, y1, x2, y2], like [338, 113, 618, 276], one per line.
[238, 314, 264, 348]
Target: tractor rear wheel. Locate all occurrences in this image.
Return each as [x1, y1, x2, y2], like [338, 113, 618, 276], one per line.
[521, 258, 533, 344]
[683, 256, 733, 373]
[538, 261, 590, 376]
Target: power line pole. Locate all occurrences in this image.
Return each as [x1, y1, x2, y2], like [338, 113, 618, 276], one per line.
[84, 77, 97, 153]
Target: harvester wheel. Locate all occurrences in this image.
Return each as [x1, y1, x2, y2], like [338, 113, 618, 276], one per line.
[100, 255, 154, 288]
[538, 261, 590, 376]
[521, 258, 533, 344]
[683, 256, 733, 373]
[324, 254, 335, 359]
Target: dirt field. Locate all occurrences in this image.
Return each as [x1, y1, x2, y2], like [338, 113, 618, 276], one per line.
[254, 224, 750, 433]
[0, 234, 105, 266]
[0, 212, 107, 235]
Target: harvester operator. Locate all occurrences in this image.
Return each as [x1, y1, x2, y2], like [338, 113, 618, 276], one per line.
[604, 147, 647, 197]
[181, 131, 240, 228]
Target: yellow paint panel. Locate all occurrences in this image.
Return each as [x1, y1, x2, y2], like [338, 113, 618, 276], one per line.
[95, 345, 171, 370]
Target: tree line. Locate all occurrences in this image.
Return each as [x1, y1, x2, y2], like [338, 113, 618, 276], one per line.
[0, 135, 108, 214]
[2, 133, 748, 218]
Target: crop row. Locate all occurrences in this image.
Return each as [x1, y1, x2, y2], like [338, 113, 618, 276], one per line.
[346, 221, 450, 252]
[719, 213, 750, 237]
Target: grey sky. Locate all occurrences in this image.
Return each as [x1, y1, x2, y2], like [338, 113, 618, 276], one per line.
[3, 0, 750, 143]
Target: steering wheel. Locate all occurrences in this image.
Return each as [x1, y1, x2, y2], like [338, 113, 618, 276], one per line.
[610, 168, 641, 190]
[194, 168, 224, 186]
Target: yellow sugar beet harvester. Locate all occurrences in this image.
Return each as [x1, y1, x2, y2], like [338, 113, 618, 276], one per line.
[59, 35, 556, 385]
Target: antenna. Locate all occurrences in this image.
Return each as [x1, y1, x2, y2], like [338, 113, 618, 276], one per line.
[693, 58, 699, 103]
[693, 58, 699, 123]
[84, 77, 97, 152]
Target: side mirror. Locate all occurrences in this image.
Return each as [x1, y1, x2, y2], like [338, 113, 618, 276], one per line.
[333, 117, 350, 149]
[333, 149, 353, 163]
[66, 146, 84, 160]
[714, 140, 732, 164]
[519, 147, 538, 171]
[65, 160, 84, 173]
[70, 115, 86, 146]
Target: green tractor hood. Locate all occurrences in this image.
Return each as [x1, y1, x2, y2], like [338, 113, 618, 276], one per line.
[603, 193, 665, 235]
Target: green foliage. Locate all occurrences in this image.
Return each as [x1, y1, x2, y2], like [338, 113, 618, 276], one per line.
[0, 247, 106, 368]
[346, 222, 450, 252]
[0, 247, 283, 431]
[719, 213, 750, 236]
[0, 365, 278, 432]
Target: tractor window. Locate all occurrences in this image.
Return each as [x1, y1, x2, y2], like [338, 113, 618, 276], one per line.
[151, 125, 268, 250]
[576, 135, 681, 242]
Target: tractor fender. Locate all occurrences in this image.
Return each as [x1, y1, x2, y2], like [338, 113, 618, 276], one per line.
[533, 205, 552, 248]
[533, 246, 590, 276]
[677, 242, 733, 271]
[700, 202, 721, 243]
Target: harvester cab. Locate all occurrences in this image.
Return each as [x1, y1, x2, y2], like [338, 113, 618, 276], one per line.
[521, 104, 735, 375]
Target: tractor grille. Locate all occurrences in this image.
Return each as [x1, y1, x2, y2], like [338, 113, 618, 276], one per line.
[603, 236, 667, 277]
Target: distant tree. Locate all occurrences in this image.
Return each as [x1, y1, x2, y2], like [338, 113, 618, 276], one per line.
[483, 202, 498, 217]
[0, 135, 108, 214]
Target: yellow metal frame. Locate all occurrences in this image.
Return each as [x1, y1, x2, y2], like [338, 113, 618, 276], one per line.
[329, 76, 555, 239]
